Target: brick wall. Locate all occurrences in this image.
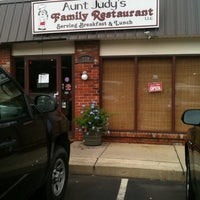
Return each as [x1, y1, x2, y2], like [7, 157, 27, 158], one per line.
[0, 45, 11, 73]
[74, 41, 100, 140]
[102, 132, 186, 145]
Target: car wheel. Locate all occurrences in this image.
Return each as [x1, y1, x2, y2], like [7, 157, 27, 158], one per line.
[46, 146, 69, 200]
[186, 160, 194, 200]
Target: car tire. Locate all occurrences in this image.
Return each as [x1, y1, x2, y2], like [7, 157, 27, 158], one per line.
[186, 159, 194, 200]
[45, 146, 69, 200]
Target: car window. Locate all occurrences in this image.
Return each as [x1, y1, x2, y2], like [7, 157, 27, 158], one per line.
[0, 71, 29, 122]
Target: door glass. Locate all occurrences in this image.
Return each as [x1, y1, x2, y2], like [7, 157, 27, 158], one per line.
[15, 57, 25, 88]
[29, 59, 56, 93]
[61, 56, 72, 129]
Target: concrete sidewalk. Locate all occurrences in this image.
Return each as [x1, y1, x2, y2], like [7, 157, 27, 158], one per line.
[69, 141, 186, 182]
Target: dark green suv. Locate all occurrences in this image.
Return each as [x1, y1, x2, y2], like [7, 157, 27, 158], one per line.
[0, 67, 70, 200]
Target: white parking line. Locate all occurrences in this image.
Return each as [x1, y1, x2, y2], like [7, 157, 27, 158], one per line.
[116, 178, 128, 200]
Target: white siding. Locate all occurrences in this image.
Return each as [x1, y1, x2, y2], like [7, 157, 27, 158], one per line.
[12, 41, 74, 56]
[100, 38, 200, 56]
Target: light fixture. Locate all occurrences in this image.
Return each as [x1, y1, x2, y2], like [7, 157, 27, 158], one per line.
[81, 71, 88, 81]
[144, 31, 152, 40]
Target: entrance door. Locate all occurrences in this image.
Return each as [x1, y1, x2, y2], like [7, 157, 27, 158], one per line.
[14, 56, 73, 131]
[25, 56, 73, 131]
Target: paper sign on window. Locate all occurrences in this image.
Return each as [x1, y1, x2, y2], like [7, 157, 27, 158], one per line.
[37, 73, 49, 88]
[148, 82, 162, 93]
[38, 73, 49, 83]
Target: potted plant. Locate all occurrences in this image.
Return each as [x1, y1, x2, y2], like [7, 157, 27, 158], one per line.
[75, 102, 110, 146]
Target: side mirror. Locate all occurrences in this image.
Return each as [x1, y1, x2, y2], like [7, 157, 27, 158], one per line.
[35, 95, 57, 113]
[182, 109, 200, 126]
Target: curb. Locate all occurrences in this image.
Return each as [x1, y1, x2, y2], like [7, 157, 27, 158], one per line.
[69, 142, 186, 182]
[69, 160, 185, 182]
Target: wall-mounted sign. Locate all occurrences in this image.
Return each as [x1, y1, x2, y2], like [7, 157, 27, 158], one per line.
[32, 0, 159, 34]
[78, 55, 94, 63]
[148, 82, 162, 93]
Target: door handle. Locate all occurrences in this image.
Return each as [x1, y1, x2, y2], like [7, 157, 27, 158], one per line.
[53, 92, 59, 98]
[0, 139, 16, 151]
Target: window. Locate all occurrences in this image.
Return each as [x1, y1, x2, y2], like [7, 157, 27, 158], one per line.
[102, 57, 172, 132]
[137, 58, 172, 131]
[29, 59, 56, 93]
[102, 58, 135, 130]
[0, 72, 28, 121]
[175, 57, 200, 132]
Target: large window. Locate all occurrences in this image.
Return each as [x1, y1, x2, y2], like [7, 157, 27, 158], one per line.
[102, 56, 200, 133]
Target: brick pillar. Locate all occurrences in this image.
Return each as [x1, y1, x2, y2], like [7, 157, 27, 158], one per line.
[74, 41, 100, 140]
[0, 45, 11, 73]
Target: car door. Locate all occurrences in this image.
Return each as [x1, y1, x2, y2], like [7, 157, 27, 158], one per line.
[0, 68, 48, 200]
[193, 126, 200, 199]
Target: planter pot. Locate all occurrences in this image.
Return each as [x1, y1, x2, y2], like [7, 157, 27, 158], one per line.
[84, 134, 102, 146]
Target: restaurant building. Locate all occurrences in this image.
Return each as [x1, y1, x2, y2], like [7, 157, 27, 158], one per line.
[0, 0, 200, 144]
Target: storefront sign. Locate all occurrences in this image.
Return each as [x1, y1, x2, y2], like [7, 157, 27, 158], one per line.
[32, 0, 159, 34]
[148, 82, 162, 93]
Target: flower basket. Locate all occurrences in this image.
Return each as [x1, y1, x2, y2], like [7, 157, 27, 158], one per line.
[84, 134, 102, 146]
[75, 102, 110, 146]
